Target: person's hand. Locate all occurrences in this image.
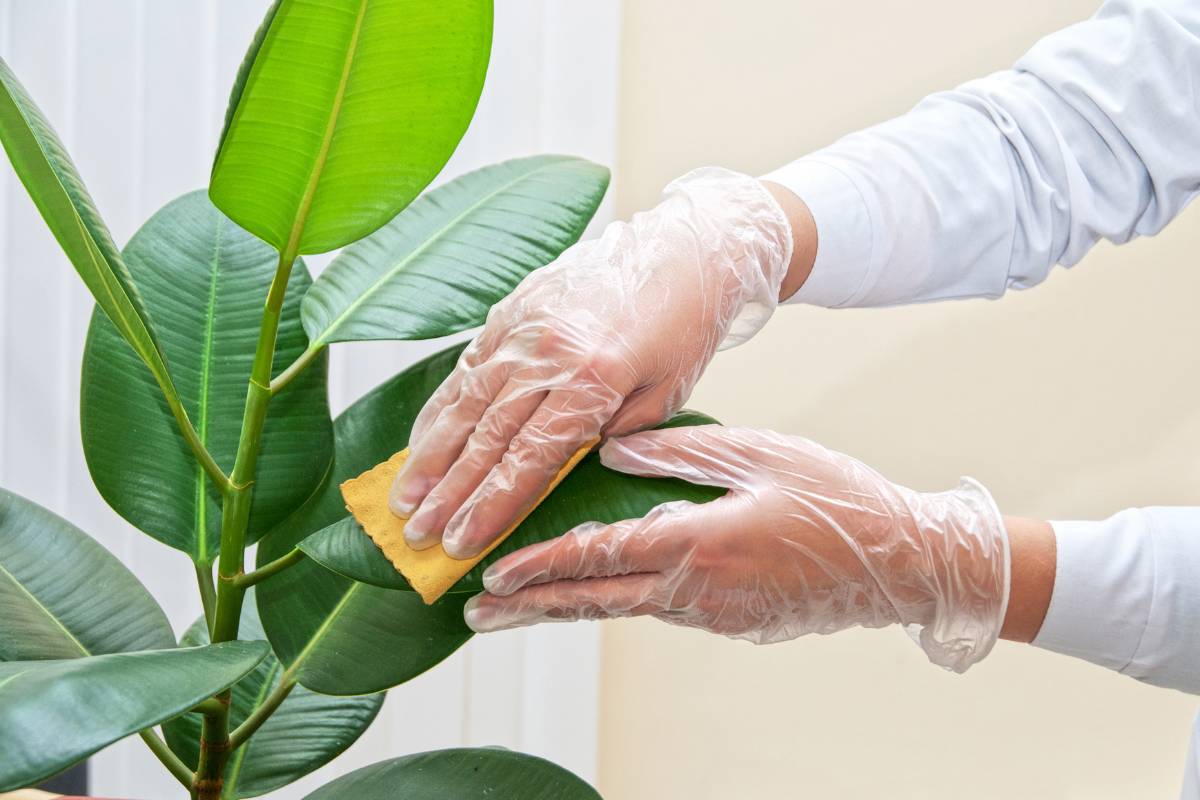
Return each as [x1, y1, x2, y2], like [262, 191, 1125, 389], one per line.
[464, 425, 1011, 673]
[389, 169, 794, 558]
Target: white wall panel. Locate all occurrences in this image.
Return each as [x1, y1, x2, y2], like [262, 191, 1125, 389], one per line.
[0, 1, 621, 796]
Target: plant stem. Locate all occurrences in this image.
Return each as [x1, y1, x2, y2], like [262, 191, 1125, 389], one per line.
[139, 727, 193, 790]
[191, 697, 226, 716]
[192, 691, 232, 800]
[212, 249, 298, 644]
[163, 391, 230, 493]
[270, 343, 323, 396]
[195, 562, 217, 635]
[229, 676, 297, 748]
[233, 547, 305, 589]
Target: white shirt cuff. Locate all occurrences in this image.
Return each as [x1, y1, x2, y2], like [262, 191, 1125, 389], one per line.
[1034, 507, 1200, 693]
[760, 159, 873, 307]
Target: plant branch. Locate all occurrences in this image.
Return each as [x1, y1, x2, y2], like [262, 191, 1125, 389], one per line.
[229, 676, 297, 749]
[191, 697, 226, 716]
[192, 691, 233, 800]
[270, 343, 323, 396]
[195, 562, 217, 634]
[233, 547, 305, 589]
[139, 727, 193, 790]
[163, 394, 230, 493]
[212, 249, 298, 644]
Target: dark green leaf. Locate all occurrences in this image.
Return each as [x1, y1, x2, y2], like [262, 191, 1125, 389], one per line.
[164, 592, 382, 799]
[299, 409, 723, 594]
[302, 748, 601, 800]
[257, 344, 473, 695]
[0, 642, 268, 792]
[210, 0, 494, 255]
[0, 58, 182, 422]
[80, 191, 334, 561]
[0, 488, 174, 660]
[301, 155, 609, 344]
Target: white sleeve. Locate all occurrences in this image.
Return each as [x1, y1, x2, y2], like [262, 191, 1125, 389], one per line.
[763, 0, 1200, 308]
[1033, 507, 1200, 694]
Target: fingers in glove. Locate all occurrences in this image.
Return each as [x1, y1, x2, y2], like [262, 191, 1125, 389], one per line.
[389, 360, 513, 516]
[482, 499, 709, 595]
[464, 573, 664, 633]
[403, 382, 547, 548]
[441, 386, 620, 559]
[599, 424, 753, 489]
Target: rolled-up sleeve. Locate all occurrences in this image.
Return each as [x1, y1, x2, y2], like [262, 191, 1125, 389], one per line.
[764, 0, 1200, 308]
[1033, 507, 1200, 694]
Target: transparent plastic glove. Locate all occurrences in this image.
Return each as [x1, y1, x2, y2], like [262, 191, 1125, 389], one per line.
[390, 169, 793, 558]
[466, 425, 1011, 673]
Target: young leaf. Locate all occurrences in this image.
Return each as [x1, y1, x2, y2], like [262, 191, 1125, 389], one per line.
[301, 155, 610, 345]
[0, 488, 175, 660]
[302, 748, 601, 800]
[0, 58, 184, 433]
[80, 191, 334, 562]
[0, 642, 269, 792]
[164, 592, 383, 799]
[299, 410, 724, 594]
[210, 0, 494, 255]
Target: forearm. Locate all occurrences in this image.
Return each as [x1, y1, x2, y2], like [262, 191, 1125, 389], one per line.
[761, 180, 816, 302]
[999, 515, 1055, 643]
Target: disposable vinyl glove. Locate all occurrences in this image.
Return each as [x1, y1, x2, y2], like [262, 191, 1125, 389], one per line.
[390, 169, 793, 558]
[465, 425, 1011, 673]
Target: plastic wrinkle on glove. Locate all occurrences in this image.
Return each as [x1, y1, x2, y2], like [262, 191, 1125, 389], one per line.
[342, 440, 598, 604]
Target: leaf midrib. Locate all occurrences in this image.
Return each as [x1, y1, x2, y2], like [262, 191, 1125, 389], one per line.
[194, 219, 225, 563]
[312, 161, 570, 345]
[286, 581, 361, 681]
[0, 558, 90, 658]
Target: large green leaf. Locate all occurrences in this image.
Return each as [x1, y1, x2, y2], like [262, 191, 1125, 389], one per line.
[80, 191, 334, 561]
[257, 344, 475, 695]
[299, 409, 723, 594]
[303, 748, 601, 800]
[0, 58, 182, 425]
[164, 592, 383, 799]
[0, 488, 174, 660]
[301, 155, 609, 345]
[0, 642, 268, 792]
[210, 0, 493, 255]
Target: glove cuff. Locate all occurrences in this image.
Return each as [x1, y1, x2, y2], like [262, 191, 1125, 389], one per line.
[661, 167, 794, 349]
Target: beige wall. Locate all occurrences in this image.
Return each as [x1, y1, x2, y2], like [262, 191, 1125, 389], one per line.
[599, 1, 1200, 797]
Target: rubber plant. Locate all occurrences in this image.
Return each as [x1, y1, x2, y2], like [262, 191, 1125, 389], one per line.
[0, 1, 726, 799]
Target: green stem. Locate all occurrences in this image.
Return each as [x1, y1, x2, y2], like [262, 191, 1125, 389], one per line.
[233, 547, 305, 589]
[139, 727, 193, 790]
[195, 562, 217, 635]
[229, 676, 297, 749]
[192, 691, 232, 800]
[270, 343, 323, 396]
[162, 389, 230, 493]
[212, 250, 298, 644]
[191, 697, 226, 716]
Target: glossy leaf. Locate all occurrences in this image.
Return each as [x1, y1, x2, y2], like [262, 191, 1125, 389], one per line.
[0, 642, 268, 792]
[81, 191, 334, 561]
[303, 748, 601, 800]
[164, 592, 383, 799]
[299, 409, 723, 594]
[211, 0, 494, 255]
[257, 344, 474, 695]
[0, 58, 182, 427]
[302, 155, 609, 345]
[0, 488, 174, 660]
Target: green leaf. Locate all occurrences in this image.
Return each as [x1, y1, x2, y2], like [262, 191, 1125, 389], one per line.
[80, 191, 334, 561]
[257, 344, 474, 695]
[0, 642, 268, 792]
[302, 748, 601, 800]
[0, 488, 174, 660]
[301, 155, 609, 345]
[299, 409, 723, 594]
[164, 592, 383, 799]
[0, 57, 183, 426]
[210, 0, 494, 255]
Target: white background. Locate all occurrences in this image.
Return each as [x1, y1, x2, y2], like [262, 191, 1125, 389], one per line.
[0, 1, 620, 797]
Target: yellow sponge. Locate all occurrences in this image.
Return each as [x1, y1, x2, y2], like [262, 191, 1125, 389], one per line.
[340, 439, 599, 604]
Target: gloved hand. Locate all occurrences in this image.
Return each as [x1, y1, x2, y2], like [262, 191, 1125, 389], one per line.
[390, 169, 794, 558]
[465, 425, 1011, 673]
